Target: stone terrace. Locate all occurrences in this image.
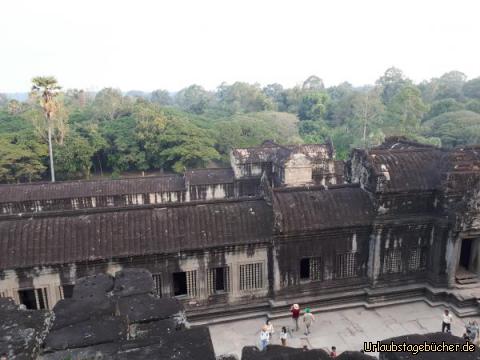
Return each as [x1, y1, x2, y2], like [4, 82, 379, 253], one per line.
[209, 301, 480, 358]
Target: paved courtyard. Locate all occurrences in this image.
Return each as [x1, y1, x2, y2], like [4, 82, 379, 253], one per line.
[208, 301, 479, 358]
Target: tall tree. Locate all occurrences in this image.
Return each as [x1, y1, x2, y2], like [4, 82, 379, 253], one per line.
[262, 83, 285, 111]
[0, 135, 47, 183]
[7, 99, 23, 115]
[385, 85, 427, 135]
[350, 87, 385, 148]
[55, 135, 96, 179]
[31, 76, 61, 182]
[464, 78, 480, 99]
[175, 85, 212, 114]
[422, 111, 480, 147]
[426, 98, 464, 120]
[65, 89, 89, 108]
[217, 82, 272, 114]
[466, 100, 480, 114]
[376, 67, 410, 104]
[93, 88, 127, 121]
[435, 71, 466, 100]
[297, 92, 329, 121]
[151, 89, 172, 106]
[326, 82, 355, 126]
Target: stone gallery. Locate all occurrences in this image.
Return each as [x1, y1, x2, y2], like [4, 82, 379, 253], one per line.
[1, 137, 480, 321]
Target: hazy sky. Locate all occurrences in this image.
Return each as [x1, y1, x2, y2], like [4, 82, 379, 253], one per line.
[1, 0, 479, 93]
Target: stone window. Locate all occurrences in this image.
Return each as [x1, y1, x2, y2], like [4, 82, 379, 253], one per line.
[207, 266, 230, 294]
[152, 274, 162, 297]
[239, 262, 263, 291]
[335, 252, 358, 279]
[300, 257, 323, 281]
[173, 270, 197, 298]
[383, 249, 403, 274]
[18, 288, 49, 310]
[408, 247, 427, 271]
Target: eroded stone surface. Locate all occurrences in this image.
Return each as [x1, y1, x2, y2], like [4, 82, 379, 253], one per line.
[379, 332, 479, 360]
[242, 345, 331, 360]
[0, 298, 52, 359]
[113, 268, 155, 298]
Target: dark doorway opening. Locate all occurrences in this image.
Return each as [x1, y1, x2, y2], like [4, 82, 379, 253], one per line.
[62, 284, 74, 299]
[300, 258, 310, 280]
[18, 289, 37, 310]
[215, 267, 225, 292]
[173, 272, 187, 296]
[460, 238, 473, 270]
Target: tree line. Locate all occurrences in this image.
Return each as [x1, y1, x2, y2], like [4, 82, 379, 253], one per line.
[1, 68, 480, 183]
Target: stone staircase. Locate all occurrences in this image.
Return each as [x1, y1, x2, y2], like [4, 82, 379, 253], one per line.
[189, 283, 480, 327]
[456, 267, 479, 285]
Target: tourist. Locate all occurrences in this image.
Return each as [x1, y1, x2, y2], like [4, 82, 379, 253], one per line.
[470, 320, 480, 343]
[260, 325, 270, 351]
[265, 319, 274, 339]
[330, 346, 337, 358]
[303, 307, 315, 335]
[441, 309, 452, 333]
[463, 329, 472, 341]
[472, 321, 480, 345]
[0, 354, 7, 360]
[465, 321, 479, 343]
[290, 303, 300, 331]
[280, 326, 288, 346]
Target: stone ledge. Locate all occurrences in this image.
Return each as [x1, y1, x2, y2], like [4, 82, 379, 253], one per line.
[190, 283, 480, 326]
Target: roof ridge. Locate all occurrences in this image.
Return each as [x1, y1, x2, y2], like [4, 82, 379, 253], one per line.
[0, 196, 267, 221]
[273, 183, 360, 193]
[0, 173, 182, 188]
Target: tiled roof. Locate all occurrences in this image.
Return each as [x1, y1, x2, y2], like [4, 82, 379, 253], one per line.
[231, 143, 289, 164]
[0, 175, 185, 203]
[286, 143, 334, 161]
[185, 168, 234, 185]
[232, 141, 333, 164]
[366, 149, 444, 192]
[273, 185, 374, 234]
[0, 199, 272, 270]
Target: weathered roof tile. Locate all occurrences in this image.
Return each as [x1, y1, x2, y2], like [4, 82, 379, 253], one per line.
[0, 175, 185, 203]
[273, 185, 374, 233]
[0, 199, 272, 270]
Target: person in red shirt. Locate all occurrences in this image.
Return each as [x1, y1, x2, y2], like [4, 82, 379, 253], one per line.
[290, 303, 300, 331]
[330, 346, 337, 358]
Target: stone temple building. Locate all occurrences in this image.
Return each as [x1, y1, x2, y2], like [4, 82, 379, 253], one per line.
[1, 137, 480, 320]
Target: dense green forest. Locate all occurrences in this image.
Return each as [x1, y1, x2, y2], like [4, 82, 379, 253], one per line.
[1, 67, 480, 183]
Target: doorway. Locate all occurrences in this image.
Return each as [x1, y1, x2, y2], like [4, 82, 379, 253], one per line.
[460, 238, 473, 270]
[172, 272, 187, 296]
[456, 238, 479, 284]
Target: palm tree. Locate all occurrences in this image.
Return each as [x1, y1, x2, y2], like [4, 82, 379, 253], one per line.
[31, 76, 61, 182]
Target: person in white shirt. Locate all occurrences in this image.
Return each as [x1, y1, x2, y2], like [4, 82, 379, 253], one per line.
[259, 325, 270, 351]
[442, 309, 453, 333]
[265, 319, 274, 340]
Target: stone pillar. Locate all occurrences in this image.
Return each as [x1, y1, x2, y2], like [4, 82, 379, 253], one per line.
[368, 228, 382, 287]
